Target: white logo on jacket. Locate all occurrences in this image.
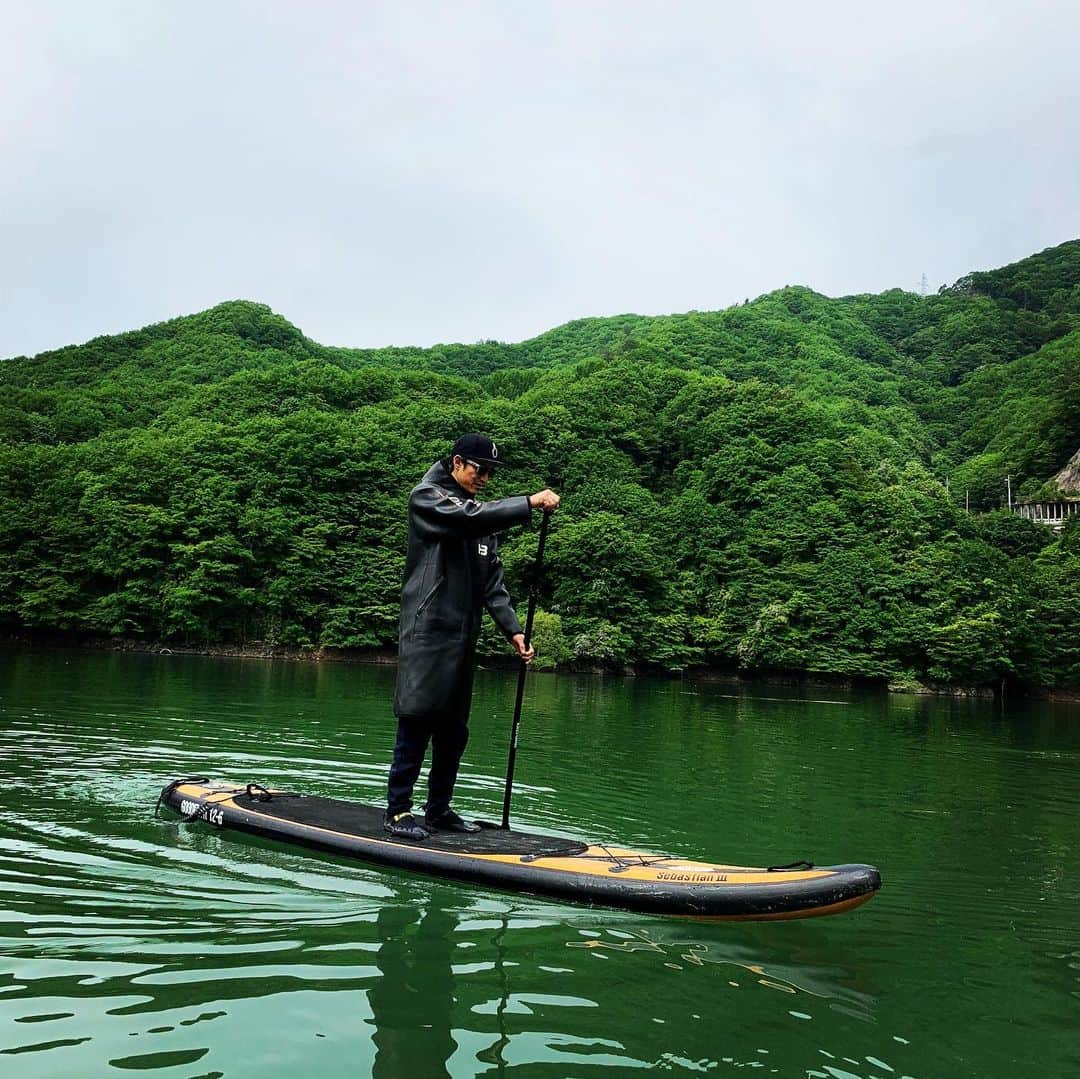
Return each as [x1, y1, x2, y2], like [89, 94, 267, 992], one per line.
[478, 544, 488, 556]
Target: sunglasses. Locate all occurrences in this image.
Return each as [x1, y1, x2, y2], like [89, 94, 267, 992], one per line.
[464, 458, 496, 478]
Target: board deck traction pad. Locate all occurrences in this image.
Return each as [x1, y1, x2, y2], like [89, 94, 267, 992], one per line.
[160, 780, 881, 920]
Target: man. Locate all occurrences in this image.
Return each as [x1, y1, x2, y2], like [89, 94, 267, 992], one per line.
[385, 433, 560, 840]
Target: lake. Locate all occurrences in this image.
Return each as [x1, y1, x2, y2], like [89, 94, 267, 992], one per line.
[0, 648, 1077, 1077]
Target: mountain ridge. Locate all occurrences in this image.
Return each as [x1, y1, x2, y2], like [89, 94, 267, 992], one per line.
[1, 239, 1076, 689]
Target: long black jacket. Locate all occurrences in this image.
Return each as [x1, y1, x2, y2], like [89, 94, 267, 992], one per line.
[393, 461, 533, 720]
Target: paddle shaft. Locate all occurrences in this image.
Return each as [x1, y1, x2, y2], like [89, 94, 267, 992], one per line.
[500, 510, 551, 829]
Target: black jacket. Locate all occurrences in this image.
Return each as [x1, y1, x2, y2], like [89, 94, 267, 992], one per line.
[393, 461, 533, 719]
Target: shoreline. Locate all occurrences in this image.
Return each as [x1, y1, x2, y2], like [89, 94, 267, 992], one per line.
[5, 630, 1079, 703]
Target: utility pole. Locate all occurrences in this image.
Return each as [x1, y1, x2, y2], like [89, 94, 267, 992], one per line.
[965, 490, 969, 514]
[1006, 475, 1013, 511]
[919, 273, 928, 298]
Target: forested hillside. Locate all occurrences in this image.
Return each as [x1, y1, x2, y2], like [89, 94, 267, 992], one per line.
[2, 241, 1077, 690]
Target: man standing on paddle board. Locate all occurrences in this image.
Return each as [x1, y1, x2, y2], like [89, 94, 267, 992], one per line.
[385, 433, 560, 840]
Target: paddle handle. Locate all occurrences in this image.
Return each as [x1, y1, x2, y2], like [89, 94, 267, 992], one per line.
[500, 511, 551, 829]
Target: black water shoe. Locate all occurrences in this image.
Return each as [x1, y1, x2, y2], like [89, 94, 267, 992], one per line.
[384, 811, 430, 841]
[425, 808, 481, 834]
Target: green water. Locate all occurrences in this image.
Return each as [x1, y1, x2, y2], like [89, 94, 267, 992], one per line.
[0, 649, 1077, 1077]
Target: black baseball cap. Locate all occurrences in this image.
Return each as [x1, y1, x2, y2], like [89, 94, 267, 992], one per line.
[451, 433, 507, 467]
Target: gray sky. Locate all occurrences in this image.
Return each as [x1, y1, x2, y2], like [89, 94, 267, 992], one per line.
[3, 1, 1079, 360]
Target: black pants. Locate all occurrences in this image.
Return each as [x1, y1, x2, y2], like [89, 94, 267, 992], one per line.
[386, 714, 470, 818]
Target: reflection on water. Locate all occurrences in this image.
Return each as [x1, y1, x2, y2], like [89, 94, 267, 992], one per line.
[371, 905, 457, 1078]
[0, 648, 1078, 1076]
[567, 926, 875, 1012]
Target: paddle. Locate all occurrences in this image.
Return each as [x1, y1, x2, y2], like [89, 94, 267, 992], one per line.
[500, 510, 552, 829]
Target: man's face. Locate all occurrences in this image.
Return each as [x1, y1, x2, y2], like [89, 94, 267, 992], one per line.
[452, 455, 494, 495]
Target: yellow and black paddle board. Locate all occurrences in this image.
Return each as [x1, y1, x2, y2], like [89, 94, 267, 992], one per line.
[158, 779, 881, 920]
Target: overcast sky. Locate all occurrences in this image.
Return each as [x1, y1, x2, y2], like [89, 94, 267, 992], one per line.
[3, 1, 1079, 360]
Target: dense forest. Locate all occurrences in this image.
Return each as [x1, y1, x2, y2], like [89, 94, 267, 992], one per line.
[1, 240, 1078, 691]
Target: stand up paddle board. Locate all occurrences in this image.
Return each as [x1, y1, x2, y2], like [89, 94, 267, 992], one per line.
[158, 779, 881, 920]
